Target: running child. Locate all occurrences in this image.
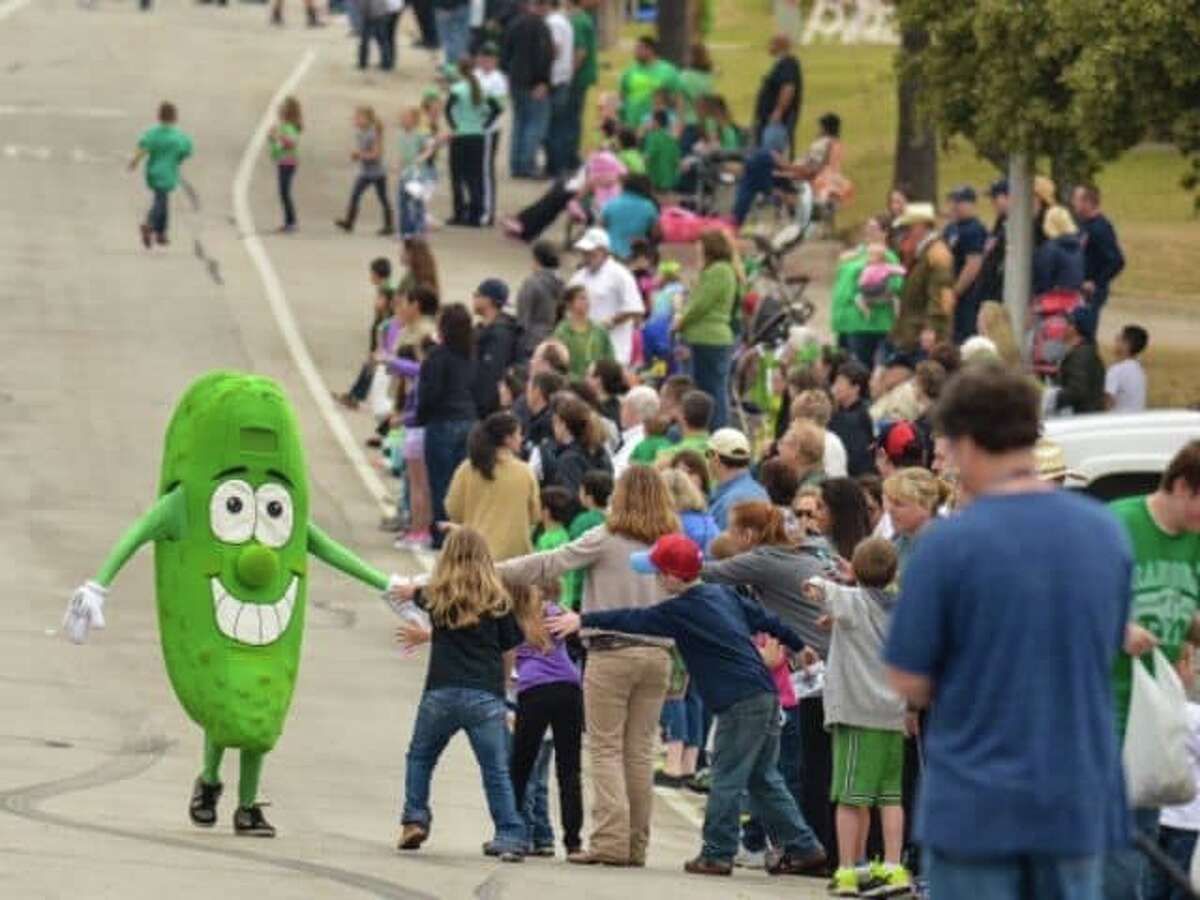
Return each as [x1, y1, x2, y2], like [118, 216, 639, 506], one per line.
[804, 537, 913, 897]
[336, 106, 393, 235]
[129, 101, 193, 249]
[507, 583, 584, 859]
[390, 528, 527, 861]
[267, 96, 303, 233]
[548, 533, 827, 877]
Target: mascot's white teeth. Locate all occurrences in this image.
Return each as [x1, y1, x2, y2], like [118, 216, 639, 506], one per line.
[210, 577, 298, 646]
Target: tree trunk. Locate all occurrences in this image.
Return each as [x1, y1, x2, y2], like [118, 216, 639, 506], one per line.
[595, 0, 624, 51]
[1003, 153, 1033, 357]
[657, 0, 695, 67]
[893, 26, 938, 202]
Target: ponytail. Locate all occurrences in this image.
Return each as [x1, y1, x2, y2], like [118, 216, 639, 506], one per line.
[468, 412, 520, 481]
[457, 59, 483, 107]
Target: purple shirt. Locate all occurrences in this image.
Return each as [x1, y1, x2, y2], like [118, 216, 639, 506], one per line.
[514, 603, 581, 693]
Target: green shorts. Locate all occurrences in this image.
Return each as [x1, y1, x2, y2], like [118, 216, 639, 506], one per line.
[830, 724, 904, 807]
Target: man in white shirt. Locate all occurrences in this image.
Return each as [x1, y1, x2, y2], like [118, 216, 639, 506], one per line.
[474, 42, 509, 226]
[568, 227, 644, 366]
[612, 385, 660, 479]
[1105, 324, 1148, 413]
[543, 0, 576, 177]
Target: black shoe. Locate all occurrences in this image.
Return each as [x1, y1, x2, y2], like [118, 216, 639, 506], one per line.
[233, 804, 276, 837]
[653, 771, 687, 788]
[377, 225, 394, 237]
[482, 841, 524, 862]
[335, 218, 353, 232]
[189, 777, 222, 827]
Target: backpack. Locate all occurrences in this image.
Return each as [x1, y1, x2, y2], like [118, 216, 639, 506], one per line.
[1030, 289, 1082, 377]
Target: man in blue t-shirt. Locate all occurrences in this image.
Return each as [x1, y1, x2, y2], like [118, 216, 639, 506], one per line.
[943, 184, 988, 343]
[600, 173, 660, 260]
[885, 362, 1132, 898]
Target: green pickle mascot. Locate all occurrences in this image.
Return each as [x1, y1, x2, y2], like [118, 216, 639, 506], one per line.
[65, 371, 406, 837]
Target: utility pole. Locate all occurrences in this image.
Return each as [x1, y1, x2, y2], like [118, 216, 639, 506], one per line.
[1003, 153, 1033, 359]
[657, 0, 695, 67]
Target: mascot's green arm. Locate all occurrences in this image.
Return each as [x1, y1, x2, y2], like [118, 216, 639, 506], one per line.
[94, 487, 186, 587]
[307, 522, 389, 591]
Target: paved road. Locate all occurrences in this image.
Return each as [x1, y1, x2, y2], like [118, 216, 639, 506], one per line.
[0, 2, 824, 897]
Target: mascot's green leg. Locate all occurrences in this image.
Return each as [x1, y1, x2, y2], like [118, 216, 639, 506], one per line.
[188, 733, 225, 828]
[232, 750, 276, 837]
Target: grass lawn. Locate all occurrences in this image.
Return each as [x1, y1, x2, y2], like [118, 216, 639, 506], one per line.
[592, 0, 1199, 404]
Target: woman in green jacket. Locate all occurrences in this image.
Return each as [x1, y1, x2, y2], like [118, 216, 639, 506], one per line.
[831, 215, 901, 368]
[675, 229, 738, 428]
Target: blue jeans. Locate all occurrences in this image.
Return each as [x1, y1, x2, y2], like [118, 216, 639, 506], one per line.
[733, 147, 775, 225]
[927, 848, 1103, 900]
[686, 342, 732, 430]
[1103, 806, 1160, 900]
[703, 692, 822, 863]
[398, 184, 426, 238]
[146, 189, 169, 237]
[402, 688, 526, 852]
[277, 164, 296, 227]
[522, 739, 555, 848]
[423, 418, 471, 549]
[1145, 825, 1197, 900]
[435, 3, 470, 64]
[661, 683, 705, 748]
[544, 84, 573, 178]
[742, 703, 803, 853]
[558, 82, 587, 173]
[510, 87, 551, 178]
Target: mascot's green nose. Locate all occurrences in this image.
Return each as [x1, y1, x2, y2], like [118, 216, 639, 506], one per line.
[236, 544, 279, 589]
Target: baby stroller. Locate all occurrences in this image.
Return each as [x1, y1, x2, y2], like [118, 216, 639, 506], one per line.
[744, 218, 816, 327]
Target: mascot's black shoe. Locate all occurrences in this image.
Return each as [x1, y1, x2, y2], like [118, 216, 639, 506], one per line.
[188, 778, 222, 827]
[233, 804, 276, 837]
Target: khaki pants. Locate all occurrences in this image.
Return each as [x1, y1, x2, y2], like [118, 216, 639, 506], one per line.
[583, 645, 672, 863]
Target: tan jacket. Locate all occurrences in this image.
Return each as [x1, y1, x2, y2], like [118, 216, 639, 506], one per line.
[496, 526, 673, 647]
[445, 453, 540, 562]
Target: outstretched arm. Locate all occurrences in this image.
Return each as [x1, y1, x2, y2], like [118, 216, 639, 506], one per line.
[307, 521, 389, 591]
[96, 486, 186, 587]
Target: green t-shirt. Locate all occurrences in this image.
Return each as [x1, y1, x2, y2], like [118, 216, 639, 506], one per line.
[643, 128, 681, 191]
[655, 431, 710, 465]
[617, 148, 647, 176]
[1110, 495, 1200, 735]
[571, 11, 598, 91]
[629, 434, 673, 465]
[138, 124, 193, 192]
[269, 122, 300, 164]
[831, 245, 901, 337]
[535, 524, 572, 601]
[553, 319, 615, 378]
[618, 59, 682, 127]
[562, 509, 606, 610]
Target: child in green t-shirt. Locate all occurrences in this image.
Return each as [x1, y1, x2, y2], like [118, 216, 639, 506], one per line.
[129, 101, 193, 249]
[534, 487, 575, 601]
[643, 109, 682, 193]
[562, 472, 613, 610]
[267, 96, 303, 233]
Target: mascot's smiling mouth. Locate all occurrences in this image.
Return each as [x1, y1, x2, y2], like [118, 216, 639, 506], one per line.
[210, 577, 299, 646]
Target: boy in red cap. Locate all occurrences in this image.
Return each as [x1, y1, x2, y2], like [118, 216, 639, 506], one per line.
[548, 533, 827, 878]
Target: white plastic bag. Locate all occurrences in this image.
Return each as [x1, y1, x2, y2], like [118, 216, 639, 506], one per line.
[1124, 648, 1196, 808]
[366, 364, 392, 420]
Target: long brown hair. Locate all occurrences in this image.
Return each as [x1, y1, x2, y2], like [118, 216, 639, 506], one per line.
[606, 467, 680, 545]
[508, 584, 552, 653]
[424, 528, 511, 629]
[729, 500, 791, 547]
[552, 393, 605, 452]
[280, 96, 303, 131]
[403, 237, 440, 296]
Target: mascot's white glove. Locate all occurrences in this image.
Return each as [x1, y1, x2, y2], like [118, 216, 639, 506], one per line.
[384, 574, 431, 627]
[64, 581, 108, 644]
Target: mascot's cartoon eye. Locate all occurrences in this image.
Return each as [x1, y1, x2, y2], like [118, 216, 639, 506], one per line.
[255, 484, 294, 549]
[210, 480, 256, 544]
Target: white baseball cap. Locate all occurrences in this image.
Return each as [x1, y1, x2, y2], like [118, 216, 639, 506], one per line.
[574, 227, 610, 253]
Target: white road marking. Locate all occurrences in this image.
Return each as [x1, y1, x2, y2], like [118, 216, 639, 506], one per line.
[3, 143, 51, 160]
[232, 49, 393, 520]
[0, 104, 128, 118]
[0, 0, 32, 22]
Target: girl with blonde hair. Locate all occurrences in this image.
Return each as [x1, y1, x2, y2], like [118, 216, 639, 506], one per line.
[497, 465, 679, 865]
[389, 528, 526, 860]
[336, 105, 393, 235]
[883, 467, 951, 570]
[975, 301, 1021, 368]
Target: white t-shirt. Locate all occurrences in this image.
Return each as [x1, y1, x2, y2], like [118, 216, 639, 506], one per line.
[568, 257, 644, 366]
[612, 424, 645, 480]
[475, 68, 509, 133]
[546, 11, 575, 87]
[824, 431, 848, 478]
[1105, 358, 1146, 413]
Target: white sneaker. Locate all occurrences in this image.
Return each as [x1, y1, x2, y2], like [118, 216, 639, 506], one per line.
[733, 848, 766, 869]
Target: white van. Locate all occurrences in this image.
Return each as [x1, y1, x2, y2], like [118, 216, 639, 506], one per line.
[1044, 410, 1200, 500]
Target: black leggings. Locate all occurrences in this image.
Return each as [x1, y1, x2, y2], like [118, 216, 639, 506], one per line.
[277, 163, 296, 226]
[513, 178, 574, 242]
[449, 133, 486, 226]
[510, 681, 583, 851]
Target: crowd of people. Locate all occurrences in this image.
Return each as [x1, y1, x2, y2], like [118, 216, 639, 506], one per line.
[121, 4, 1194, 899]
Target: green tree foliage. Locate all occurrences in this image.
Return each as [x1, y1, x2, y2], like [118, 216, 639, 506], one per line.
[896, 0, 1200, 205]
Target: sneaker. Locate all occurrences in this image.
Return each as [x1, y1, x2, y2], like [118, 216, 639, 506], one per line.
[685, 769, 711, 794]
[232, 804, 276, 837]
[188, 777, 222, 827]
[139, 223, 152, 250]
[335, 218, 353, 233]
[733, 847, 766, 869]
[862, 863, 912, 897]
[482, 841, 524, 862]
[830, 866, 860, 897]
[767, 848, 827, 876]
[528, 844, 556, 858]
[653, 771, 687, 788]
[395, 530, 432, 550]
[333, 391, 360, 410]
[683, 856, 733, 877]
[397, 822, 428, 850]
[155, 232, 169, 246]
